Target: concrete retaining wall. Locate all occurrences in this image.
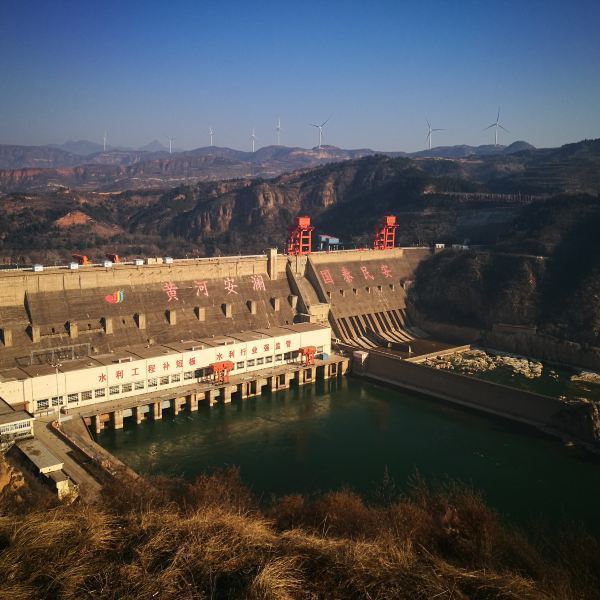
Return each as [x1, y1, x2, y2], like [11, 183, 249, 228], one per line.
[361, 350, 600, 450]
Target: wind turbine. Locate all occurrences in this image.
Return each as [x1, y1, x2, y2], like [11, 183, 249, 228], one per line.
[250, 128, 257, 152]
[209, 126, 214, 147]
[276, 117, 281, 145]
[167, 137, 175, 154]
[103, 131, 107, 152]
[425, 118, 444, 150]
[484, 107, 509, 146]
[309, 116, 331, 148]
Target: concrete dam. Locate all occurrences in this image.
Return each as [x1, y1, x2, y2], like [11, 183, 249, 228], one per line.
[0, 240, 598, 497]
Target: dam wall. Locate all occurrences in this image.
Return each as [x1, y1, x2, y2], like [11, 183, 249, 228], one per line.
[361, 350, 600, 450]
[0, 252, 296, 369]
[307, 248, 432, 348]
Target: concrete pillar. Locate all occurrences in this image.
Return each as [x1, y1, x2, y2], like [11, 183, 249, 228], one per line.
[207, 389, 219, 406]
[102, 317, 113, 334]
[294, 369, 303, 386]
[152, 402, 162, 420]
[267, 248, 278, 280]
[172, 398, 180, 415]
[30, 325, 40, 343]
[111, 410, 123, 430]
[135, 313, 146, 329]
[187, 393, 199, 412]
[91, 414, 102, 434]
[133, 406, 143, 424]
[1, 328, 12, 347]
[68, 320, 78, 339]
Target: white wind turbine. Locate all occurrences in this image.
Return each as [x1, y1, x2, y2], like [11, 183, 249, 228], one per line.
[484, 107, 509, 146]
[426, 118, 444, 150]
[209, 126, 214, 146]
[250, 128, 257, 152]
[309, 116, 331, 148]
[276, 117, 281, 145]
[167, 137, 175, 154]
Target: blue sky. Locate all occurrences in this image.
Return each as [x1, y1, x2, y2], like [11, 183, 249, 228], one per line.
[1, 0, 599, 151]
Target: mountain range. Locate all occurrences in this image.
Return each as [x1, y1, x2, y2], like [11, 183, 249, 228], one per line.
[0, 139, 598, 265]
[0, 140, 536, 191]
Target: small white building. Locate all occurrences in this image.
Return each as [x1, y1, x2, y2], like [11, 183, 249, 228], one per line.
[0, 399, 34, 446]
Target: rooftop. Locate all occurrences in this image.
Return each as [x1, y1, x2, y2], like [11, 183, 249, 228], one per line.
[16, 439, 63, 473]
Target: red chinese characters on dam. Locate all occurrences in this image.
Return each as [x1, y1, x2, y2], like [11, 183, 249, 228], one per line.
[156, 275, 274, 302]
[319, 264, 393, 285]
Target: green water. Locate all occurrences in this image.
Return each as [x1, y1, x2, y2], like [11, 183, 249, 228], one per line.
[96, 377, 600, 533]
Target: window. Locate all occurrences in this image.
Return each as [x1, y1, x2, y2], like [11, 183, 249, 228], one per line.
[109, 386, 119, 395]
[275, 354, 283, 361]
[121, 383, 132, 393]
[51, 396, 63, 406]
[148, 378, 158, 388]
[237, 361, 245, 369]
[160, 376, 170, 385]
[134, 381, 145, 390]
[247, 359, 255, 367]
[37, 399, 49, 410]
[266, 356, 273, 364]
[67, 393, 79, 404]
[81, 390, 93, 401]
[257, 357, 264, 365]
[184, 371, 194, 380]
[171, 374, 181, 383]
[95, 388, 105, 398]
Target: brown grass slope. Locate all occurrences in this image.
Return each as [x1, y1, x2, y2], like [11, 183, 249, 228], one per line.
[0, 468, 598, 600]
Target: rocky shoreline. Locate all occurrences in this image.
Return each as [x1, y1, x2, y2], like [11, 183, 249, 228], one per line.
[423, 348, 546, 379]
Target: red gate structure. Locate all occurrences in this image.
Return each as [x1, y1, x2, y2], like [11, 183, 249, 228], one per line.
[286, 216, 314, 256]
[373, 215, 398, 250]
[210, 361, 235, 384]
[298, 346, 316, 366]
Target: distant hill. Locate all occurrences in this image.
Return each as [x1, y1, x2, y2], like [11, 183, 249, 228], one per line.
[0, 145, 82, 170]
[412, 141, 536, 159]
[48, 139, 105, 155]
[2, 138, 600, 196]
[138, 140, 170, 152]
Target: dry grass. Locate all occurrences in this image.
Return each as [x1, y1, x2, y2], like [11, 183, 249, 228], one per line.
[0, 467, 598, 599]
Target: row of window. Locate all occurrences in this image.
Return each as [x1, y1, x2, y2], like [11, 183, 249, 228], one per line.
[34, 349, 321, 411]
[0, 421, 32, 434]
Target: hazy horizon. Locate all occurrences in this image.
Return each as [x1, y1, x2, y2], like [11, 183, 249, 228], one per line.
[1, 0, 599, 152]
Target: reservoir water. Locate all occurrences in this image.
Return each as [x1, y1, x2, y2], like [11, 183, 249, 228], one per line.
[96, 377, 600, 533]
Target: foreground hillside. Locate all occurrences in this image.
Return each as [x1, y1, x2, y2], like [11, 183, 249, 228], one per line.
[1, 467, 598, 599]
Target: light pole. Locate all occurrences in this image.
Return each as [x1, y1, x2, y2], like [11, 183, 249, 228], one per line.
[51, 361, 62, 424]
